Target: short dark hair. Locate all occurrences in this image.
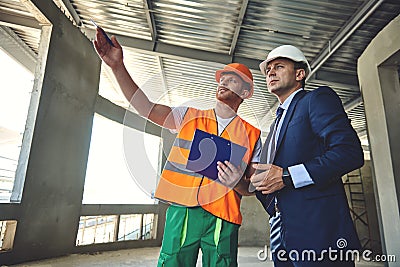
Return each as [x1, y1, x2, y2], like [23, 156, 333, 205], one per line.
[221, 71, 251, 91]
[293, 61, 308, 88]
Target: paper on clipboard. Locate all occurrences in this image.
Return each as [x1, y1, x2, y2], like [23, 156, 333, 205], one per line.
[186, 129, 247, 180]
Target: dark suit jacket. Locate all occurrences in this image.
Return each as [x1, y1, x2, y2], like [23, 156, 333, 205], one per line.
[256, 86, 364, 253]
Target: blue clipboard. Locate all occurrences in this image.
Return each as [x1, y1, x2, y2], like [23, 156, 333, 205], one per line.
[186, 129, 247, 180]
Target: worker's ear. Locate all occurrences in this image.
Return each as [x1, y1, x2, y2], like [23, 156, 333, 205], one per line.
[241, 87, 253, 99]
[295, 69, 306, 82]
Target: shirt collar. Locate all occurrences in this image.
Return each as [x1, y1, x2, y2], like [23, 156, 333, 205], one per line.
[280, 88, 304, 110]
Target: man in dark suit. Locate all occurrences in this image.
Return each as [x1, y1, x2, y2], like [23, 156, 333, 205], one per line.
[251, 45, 364, 266]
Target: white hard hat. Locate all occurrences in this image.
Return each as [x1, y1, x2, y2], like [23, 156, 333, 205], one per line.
[259, 45, 311, 76]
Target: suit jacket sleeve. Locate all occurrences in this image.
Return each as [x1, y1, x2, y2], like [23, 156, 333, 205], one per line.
[303, 87, 364, 187]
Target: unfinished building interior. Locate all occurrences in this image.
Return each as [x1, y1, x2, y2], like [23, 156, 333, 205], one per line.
[0, 0, 399, 266]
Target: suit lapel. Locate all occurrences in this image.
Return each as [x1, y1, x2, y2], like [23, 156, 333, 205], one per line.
[276, 90, 307, 154]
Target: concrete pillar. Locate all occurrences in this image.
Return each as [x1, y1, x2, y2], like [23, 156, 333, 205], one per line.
[0, 1, 101, 264]
[358, 14, 400, 265]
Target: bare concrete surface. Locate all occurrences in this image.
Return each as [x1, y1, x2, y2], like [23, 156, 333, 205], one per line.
[5, 247, 384, 267]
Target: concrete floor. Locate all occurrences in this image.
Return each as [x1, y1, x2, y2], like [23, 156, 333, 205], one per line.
[7, 247, 385, 267]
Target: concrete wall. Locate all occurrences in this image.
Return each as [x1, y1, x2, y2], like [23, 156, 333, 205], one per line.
[0, 1, 100, 264]
[0, 2, 165, 264]
[358, 14, 400, 266]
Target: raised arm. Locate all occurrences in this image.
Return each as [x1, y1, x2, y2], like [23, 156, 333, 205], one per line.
[93, 28, 176, 129]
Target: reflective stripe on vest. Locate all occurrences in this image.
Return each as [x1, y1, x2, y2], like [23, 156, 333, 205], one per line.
[154, 108, 260, 224]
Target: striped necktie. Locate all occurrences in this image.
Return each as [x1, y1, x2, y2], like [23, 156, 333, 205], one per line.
[255, 106, 284, 216]
[267, 106, 284, 163]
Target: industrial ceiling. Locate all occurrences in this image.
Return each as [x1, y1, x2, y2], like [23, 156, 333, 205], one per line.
[1, 0, 400, 142]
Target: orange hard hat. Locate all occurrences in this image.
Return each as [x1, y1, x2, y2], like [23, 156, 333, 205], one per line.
[215, 63, 254, 93]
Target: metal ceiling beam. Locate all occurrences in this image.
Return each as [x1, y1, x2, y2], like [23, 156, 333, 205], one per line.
[20, 0, 52, 25]
[313, 69, 359, 87]
[82, 28, 269, 71]
[307, 0, 385, 81]
[82, 28, 249, 66]
[229, 0, 249, 55]
[0, 10, 41, 29]
[82, 28, 360, 89]
[0, 26, 37, 73]
[55, 0, 83, 27]
[143, 0, 157, 43]
[95, 95, 162, 137]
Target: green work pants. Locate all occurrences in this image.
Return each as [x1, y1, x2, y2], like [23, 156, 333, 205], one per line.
[157, 205, 239, 267]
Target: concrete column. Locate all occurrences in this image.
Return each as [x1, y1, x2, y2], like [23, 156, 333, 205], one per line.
[0, 1, 101, 264]
[358, 14, 400, 265]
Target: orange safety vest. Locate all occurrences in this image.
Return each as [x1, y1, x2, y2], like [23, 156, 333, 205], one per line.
[154, 108, 260, 225]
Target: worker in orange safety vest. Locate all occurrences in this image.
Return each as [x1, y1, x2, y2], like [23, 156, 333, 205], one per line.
[93, 29, 261, 267]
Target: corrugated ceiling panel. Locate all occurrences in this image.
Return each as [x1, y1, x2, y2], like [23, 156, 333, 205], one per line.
[152, 0, 242, 53]
[0, 0, 33, 17]
[347, 104, 367, 135]
[323, 0, 400, 75]
[99, 47, 165, 108]
[162, 58, 220, 108]
[70, 0, 152, 40]
[3, 0, 395, 141]
[10, 27, 40, 54]
[161, 58, 278, 130]
[235, 0, 364, 61]
[0, 0, 41, 54]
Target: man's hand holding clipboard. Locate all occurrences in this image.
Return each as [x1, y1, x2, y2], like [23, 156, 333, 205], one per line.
[185, 129, 247, 189]
[216, 160, 245, 189]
